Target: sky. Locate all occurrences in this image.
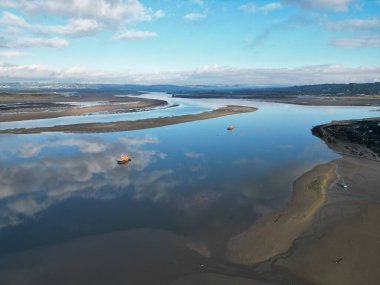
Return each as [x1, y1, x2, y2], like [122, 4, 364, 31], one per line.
[0, 0, 379, 85]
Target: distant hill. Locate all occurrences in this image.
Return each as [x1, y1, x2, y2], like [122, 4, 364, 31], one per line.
[1, 82, 380, 97]
[171, 82, 380, 98]
[281, 83, 380, 95]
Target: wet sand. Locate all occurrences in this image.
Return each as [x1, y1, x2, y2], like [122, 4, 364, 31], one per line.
[171, 273, 271, 285]
[224, 157, 379, 285]
[273, 156, 380, 285]
[0, 98, 167, 122]
[226, 163, 337, 265]
[0, 228, 272, 285]
[225, 117, 380, 284]
[2, 150, 375, 285]
[1, 93, 378, 284]
[1, 105, 258, 134]
[257, 119, 380, 284]
[0, 229, 204, 285]
[0, 101, 168, 122]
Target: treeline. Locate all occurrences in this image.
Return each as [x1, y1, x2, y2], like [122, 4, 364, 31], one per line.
[172, 82, 380, 98]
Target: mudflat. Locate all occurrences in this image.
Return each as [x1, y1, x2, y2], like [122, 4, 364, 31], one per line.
[0, 229, 205, 285]
[226, 163, 337, 265]
[1, 105, 258, 134]
[0, 92, 167, 122]
[224, 117, 380, 284]
[265, 119, 380, 284]
[273, 156, 380, 285]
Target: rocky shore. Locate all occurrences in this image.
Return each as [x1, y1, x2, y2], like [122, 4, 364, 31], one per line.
[312, 117, 380, 161]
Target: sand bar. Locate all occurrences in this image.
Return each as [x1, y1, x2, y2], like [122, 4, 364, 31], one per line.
[0, 99, 167, 122]
[274, 156, 380, 285]
[226, 163, 337, 265]
[0, 105, 257, 134]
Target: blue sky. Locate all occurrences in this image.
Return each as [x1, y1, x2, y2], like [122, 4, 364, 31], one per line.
[0, 0, 379, 85]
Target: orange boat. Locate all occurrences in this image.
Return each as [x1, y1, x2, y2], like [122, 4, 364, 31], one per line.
[117, 154, 131, 164]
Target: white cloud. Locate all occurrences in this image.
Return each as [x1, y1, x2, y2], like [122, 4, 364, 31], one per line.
[18, 139, 109, 158]
[0, 135, 173, 228]
[0, 50, 26, 57]
[186, 64, 380, 85]
[12, 37, 69, 48]
[0, 11, 28, 27]
[330, 37, 380, 48]
[0, 0, 17, 8]
[0, 1, 163, 41]
[0, 62, 379, 85]
[283, 0, 354, 11]
[240, 2, 282, 13]
[326, 18, 380, 30]
[185, 151, 204, 158]
[1, 0, 164, 25]
[35, 19, 101, 37]
[120, 135, 159, 145]
[184, 12, 207, 21]
[0, 12, 100, 39]
[113, 30, 158, 40]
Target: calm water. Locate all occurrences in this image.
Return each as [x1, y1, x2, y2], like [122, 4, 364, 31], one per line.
[0, 94, 377, 283]
[0, 93, 212, 130]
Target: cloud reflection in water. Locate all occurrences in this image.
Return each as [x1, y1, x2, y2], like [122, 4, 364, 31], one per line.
[0, 134, 170, 229]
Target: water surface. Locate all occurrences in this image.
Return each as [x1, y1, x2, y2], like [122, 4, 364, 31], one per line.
[0, 95, 377, 283]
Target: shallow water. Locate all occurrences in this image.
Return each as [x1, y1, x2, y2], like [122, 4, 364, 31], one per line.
[0, 93, 212, 130]
[0, 94, 377, 283]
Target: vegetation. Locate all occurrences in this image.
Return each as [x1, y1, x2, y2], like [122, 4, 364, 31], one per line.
[171, 82, 380, 98]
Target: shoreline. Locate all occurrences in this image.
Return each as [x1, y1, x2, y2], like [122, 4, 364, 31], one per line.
[272, 156, 380, 285]
[249, 118, 380, 284]
[1, 95, 379, 284]
[261, 97, 380, 106]
[0, 105, 258, 134]
[172, 94, 380, 107]
[312, 117, 380, 161]
[226, 163, 337, 265]
[225, 116, 379, 283]
[0, 99, 168, 122]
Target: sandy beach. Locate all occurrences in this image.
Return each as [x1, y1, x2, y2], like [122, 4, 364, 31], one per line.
[0, 105, 258, 134]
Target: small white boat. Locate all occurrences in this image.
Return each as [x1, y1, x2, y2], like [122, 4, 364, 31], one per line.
[338, 181, 348, 189]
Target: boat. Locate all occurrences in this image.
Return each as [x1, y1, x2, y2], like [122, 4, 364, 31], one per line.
[227, 125, 235, 131]
[117, 154, 131, 164]
[338, 182, 348, 189]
